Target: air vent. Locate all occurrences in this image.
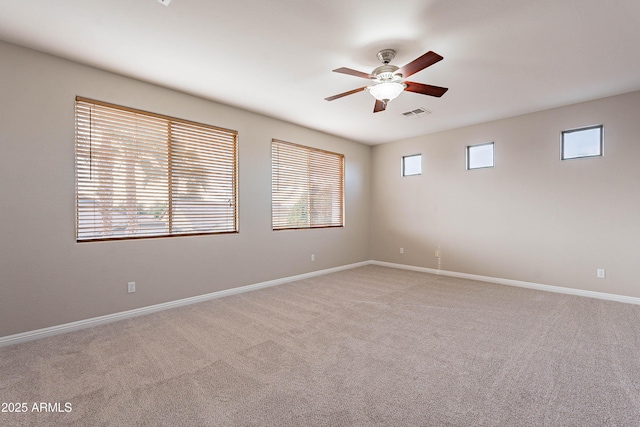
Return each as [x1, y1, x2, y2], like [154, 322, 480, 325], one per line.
[402, 108, 431, 119]
[156, 0, 171, 6]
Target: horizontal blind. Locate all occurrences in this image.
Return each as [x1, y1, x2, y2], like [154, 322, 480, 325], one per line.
[272, 139, 344, 230]
[75, 97, 237, 241]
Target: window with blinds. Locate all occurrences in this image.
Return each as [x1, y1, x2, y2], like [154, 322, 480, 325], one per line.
[75, 97, 237, 242]
[271, 139, 344, 230]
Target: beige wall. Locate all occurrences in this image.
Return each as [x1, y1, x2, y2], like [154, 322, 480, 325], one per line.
[371, 90, 640, 297]
[0, 41, 371, 337]
[4, 37, 640, 339]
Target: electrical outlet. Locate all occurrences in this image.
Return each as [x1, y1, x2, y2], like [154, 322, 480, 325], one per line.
[128, 282, 136, 293]
[311, 254, 315, 262]
[597, 269, 606, 279]
[400, 247, 404, 254]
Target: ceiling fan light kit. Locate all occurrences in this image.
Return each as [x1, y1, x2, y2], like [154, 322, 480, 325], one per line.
[369, 82, 406, 102]
[326, 49, 448, 113]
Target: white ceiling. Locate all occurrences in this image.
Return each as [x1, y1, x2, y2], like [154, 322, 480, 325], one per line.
[1, 0, 640, 145]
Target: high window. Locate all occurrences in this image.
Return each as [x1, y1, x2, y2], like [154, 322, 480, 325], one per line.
[75, 97, 238, 241]
[562, 125, 603, 160]
[402, 154, 422, 176]
[467, 142, 494, 170]
[271, 139, 344, 230]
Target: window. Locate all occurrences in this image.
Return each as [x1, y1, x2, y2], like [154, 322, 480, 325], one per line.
[467, 142, 494, 170]
[562, 125, 603, 160]
[271, 139, 344, 230]
[402, 154, 422, 176]
[75, 97, 237, 241]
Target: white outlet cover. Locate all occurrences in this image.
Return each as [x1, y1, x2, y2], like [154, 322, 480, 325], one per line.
[597, 269, 606, 278]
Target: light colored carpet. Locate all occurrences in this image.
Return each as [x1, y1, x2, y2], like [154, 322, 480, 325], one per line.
[1, 265, 640, 426]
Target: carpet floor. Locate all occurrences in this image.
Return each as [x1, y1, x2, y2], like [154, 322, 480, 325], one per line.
[1, 265, 640, 426]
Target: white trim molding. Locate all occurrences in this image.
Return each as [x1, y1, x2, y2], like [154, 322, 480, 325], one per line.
[3, 259, 639, 348]
[0, 261, 369, 348]
[370, 260, 640, 306]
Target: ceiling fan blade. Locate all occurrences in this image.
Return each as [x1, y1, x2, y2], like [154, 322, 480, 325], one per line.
[332, 67, 374, 79]
[373, 99, 386, 113]
[404, 81, 449, 97]
[396, 51, 443, 78]
[324, 86, 368, 101]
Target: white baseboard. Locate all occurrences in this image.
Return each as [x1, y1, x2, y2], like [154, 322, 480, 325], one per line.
[370, 260, 640, 305]
[0, 261, 370, 348]
[4, 259, 638, 348]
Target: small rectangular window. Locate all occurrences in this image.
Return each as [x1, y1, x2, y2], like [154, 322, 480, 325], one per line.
[467, 142, 494, 170]
[271, 140, 344, 230]
[402, 154, 422, 176]
[562, 125, 603, 160]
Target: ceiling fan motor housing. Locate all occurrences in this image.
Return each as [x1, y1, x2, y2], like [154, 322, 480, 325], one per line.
[370, 51, 405, 103]
[372, 64, 401, 81]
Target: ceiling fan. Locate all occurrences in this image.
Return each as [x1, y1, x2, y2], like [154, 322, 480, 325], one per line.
[325, 49, 448, 113]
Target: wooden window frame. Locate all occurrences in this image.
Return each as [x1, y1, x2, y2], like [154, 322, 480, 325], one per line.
[271, 139, 344, 231]
[75, 97, 238, 242]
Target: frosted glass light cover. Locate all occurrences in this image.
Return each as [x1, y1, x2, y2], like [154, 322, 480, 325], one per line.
[369, 82, 405, 101]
